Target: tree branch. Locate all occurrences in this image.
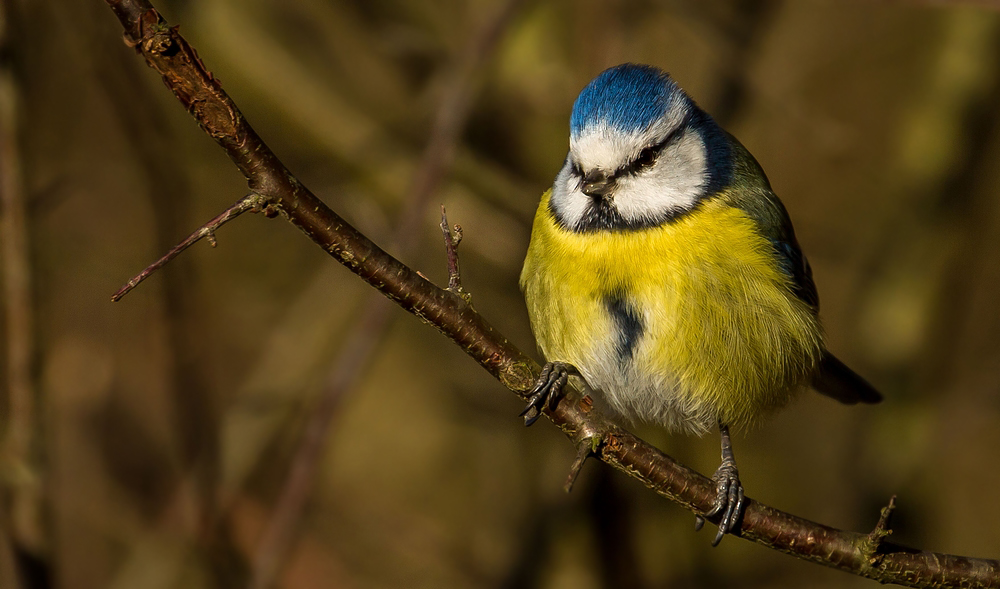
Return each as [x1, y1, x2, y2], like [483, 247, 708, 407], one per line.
[102, 1, 1000, 587]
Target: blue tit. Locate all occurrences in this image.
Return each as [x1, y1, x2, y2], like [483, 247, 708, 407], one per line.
[519, 64, 881, 545]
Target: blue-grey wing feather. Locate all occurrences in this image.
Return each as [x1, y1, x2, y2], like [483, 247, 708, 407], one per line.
[713, 131, 819, 310]
[771, 238, 819, 310]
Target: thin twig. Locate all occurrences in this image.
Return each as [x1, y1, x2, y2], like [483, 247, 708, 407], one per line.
[861, 495, 898, 566]
[440, 206, 465, 296]
[245, 3, 526, 588]
[111, 193, 264, 301]
[564, 434, 600, 494]
[563, 395, 600, 494]
[105, 2, 1000, 586]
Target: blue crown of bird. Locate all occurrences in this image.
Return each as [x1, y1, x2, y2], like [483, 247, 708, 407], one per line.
[519, 63, 880, 545]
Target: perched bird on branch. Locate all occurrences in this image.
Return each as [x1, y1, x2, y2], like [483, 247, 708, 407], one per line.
[520, 63, 881, 545]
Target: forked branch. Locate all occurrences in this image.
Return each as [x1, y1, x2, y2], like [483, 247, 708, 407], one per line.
[103, 1, 1000, 587]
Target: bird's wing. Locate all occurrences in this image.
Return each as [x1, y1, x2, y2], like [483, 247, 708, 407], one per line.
[718, 132, 820, 311]
[717, 183, 820, 310]
[770, 235, 819, 310]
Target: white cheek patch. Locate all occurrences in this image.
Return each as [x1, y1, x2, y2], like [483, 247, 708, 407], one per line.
[613, 130, 707, 223]
[549, 162, 589, 228]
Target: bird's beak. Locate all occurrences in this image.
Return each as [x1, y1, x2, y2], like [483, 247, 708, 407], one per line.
[581, 169, 614, 198]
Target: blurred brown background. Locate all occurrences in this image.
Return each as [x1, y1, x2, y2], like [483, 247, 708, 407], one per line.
[2, 0, 1000, 587]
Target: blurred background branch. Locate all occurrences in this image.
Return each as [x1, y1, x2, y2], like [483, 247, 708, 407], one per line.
[246, 3, 526, 588]
[1, 0, 47, 586]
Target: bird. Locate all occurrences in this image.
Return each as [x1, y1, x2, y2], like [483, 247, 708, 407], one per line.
[519, 63, 881, 546]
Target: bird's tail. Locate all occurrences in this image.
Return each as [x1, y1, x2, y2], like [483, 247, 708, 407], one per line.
[811, 352, 882, 405]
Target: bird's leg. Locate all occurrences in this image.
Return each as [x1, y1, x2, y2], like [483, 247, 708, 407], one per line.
[694, 423, 746, 546]
[519, 362, 579, 426]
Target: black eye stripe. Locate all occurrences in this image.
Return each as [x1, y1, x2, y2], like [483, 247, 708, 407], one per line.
[568, 121, 688, 181]
[617, 124, 687, 177]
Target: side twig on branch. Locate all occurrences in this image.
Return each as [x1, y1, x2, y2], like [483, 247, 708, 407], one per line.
[440, 206, 467, 299]
[112, 193, 266, 301]
[102, 1, 1000, 587]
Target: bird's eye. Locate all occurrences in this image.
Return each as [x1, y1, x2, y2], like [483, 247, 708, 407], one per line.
[636, 146, 657, 168]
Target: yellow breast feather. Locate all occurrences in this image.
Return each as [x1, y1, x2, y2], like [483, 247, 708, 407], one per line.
[520, 190, 823, 433]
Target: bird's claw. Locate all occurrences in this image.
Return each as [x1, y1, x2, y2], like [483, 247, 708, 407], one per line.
[696, 456, 745, 546]
[520, 362, 577, 426]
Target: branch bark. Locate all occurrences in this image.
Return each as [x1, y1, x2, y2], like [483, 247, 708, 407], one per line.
[102, 1, 1000, 587]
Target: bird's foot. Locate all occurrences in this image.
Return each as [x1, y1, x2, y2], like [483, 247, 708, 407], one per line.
[519, 362, 578, 426]
[694, 424, 745, 546]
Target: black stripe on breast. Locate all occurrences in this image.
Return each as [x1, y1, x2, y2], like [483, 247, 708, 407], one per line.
[604, 295, 644, 362]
